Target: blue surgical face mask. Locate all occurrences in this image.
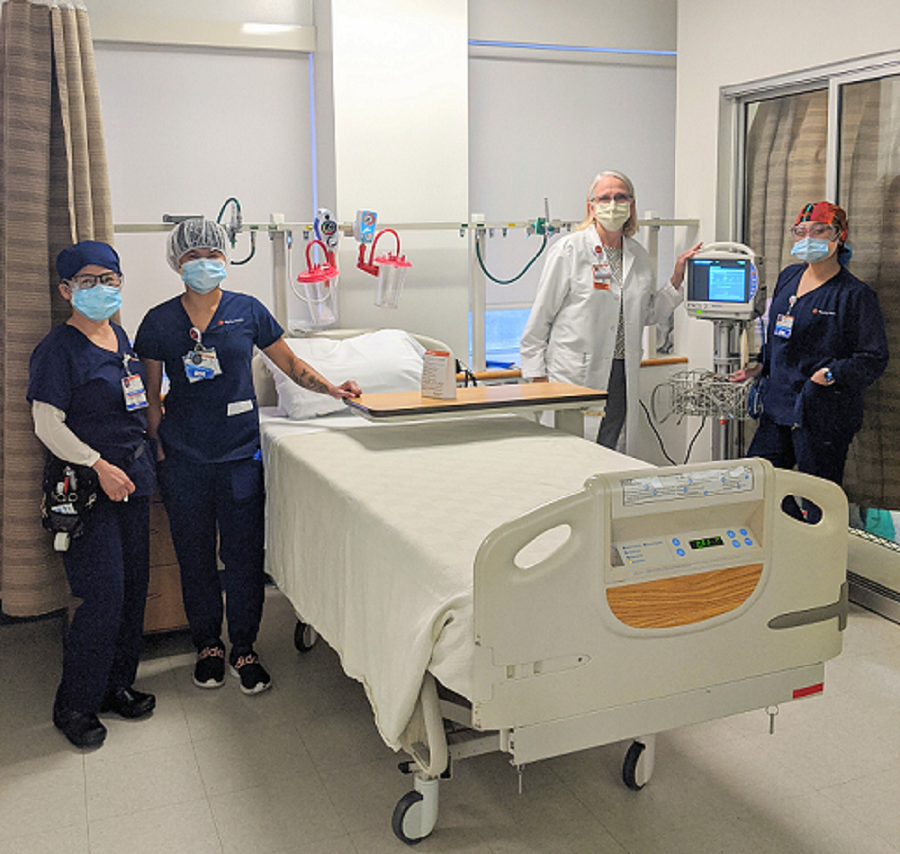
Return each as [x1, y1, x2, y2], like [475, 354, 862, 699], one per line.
[71, 284, 122, 321]
[791, 237, 832, 264]
[181, 258, 227, 294]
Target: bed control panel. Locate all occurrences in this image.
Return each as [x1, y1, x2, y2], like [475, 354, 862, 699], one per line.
[610, 526, 761, 584]
[602, 462, 766, 586]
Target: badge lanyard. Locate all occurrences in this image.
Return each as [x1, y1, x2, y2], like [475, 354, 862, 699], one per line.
[183, 326, 223, 383]
[121, 352, 149, 411]
[774, 294, 797, 339]
[592, 244, 613, 290]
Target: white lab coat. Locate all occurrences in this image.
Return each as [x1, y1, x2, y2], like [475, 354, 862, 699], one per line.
[520, 227, 683, 451]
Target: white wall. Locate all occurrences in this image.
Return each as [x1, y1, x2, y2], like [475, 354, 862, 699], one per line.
[94, 43, 313, 336]
[673, 0, 900, 459]
[311, 0, 470, 357]
[468, 54, 677, 307]
[468, 0, 676, 52]
[84, 0, 679, 358]
[467, 0, 678, 323]
[84, 1, 315, 337]
[84, 0, 311, 27]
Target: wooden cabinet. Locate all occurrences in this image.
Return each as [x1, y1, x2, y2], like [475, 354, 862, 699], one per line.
[143, 493, 189, 634]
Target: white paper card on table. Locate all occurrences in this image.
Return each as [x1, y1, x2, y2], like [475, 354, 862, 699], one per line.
[421, 350, 457, 399]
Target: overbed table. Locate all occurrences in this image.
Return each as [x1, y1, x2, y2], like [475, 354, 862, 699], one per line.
[344, 381, 606, 436]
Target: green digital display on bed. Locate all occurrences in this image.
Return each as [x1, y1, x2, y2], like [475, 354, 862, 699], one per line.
[689, 536, 724, 550]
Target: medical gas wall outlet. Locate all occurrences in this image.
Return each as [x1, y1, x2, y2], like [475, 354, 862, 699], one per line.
[353, 210, 378, 244]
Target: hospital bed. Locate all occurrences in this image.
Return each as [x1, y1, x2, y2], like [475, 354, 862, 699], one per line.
[254, 330, 848, 845]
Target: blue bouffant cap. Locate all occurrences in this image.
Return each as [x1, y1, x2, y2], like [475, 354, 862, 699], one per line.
[56, 241, 121, 280]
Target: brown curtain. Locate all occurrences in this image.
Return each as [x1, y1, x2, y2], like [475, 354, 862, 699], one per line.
[744, 90, 828, 290]
[839, 77, 900, 510]
[0, 0, 113, 617]
[740, 92, 827, 452]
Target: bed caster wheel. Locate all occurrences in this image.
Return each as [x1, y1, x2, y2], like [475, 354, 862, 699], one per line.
[622, 738, 655, 791]
[293, 620, 317, 652]
[392, 790, 426, 845]
[391, 776, 439, 845]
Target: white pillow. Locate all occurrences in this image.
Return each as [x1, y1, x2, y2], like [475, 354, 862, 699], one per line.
[261, 329, 427, 420]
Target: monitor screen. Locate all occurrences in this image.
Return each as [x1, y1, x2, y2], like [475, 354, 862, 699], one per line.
[688, 258, 751, 304]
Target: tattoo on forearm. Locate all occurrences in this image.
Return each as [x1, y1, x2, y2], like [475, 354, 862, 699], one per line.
[290, 365, 330, 394]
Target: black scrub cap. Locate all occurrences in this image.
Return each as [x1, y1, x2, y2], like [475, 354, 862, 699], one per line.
[56, 241, 121, 280]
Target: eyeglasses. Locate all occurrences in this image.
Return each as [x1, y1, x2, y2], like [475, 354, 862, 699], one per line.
[66, 273, 124, 289]
[591, 194, 632, 205]
[790, 224, 835, 240]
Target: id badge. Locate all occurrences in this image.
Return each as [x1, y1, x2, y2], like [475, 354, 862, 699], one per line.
[773, 314, 794, 339]
[592, 263, 612, 290]
[122, 374, 148, 410]
[183, 347, 222, 383]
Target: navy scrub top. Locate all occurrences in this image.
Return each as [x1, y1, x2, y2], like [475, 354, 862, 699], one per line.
[761, 263, 888, 435]
[27, 322, 156, 497]
[134, 290, 283, 464]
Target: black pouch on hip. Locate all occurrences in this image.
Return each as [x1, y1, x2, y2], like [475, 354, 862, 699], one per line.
[40, 455, 100, 551]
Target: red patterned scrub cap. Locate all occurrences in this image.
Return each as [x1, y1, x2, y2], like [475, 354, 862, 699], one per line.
[794, 202, 849, 242]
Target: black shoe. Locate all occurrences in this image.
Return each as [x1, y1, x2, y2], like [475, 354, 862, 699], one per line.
[193, 642, 226, 688]
[230, 650, 272, 695]
[100, 687, 156, 719]
[53, 707, 107, 748]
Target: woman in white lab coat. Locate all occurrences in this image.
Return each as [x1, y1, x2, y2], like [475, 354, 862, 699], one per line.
[520, 170, 699, 450]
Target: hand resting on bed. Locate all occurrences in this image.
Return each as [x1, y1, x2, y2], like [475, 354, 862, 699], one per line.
[263, 337, 361, 400]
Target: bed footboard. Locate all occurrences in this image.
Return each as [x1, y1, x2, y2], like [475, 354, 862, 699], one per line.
[471, 458, 847, 763]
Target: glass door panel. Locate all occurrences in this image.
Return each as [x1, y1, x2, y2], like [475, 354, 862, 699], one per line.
[838, 74, 900, 619]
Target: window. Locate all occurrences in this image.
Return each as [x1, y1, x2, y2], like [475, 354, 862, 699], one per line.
[723, 53, 900, 512]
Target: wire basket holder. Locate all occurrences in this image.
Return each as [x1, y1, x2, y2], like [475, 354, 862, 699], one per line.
[665, 370, 753, 421]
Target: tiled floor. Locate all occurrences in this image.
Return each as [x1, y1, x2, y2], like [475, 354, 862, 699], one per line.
[2, 590, 899, 854]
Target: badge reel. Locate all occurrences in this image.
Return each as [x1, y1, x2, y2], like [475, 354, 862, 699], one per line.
[774, 295, 797, 340]
[121, 353, 148, 411]
[183, 327, 222, 383]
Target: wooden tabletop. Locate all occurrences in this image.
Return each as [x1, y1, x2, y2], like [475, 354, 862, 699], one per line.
[344, 382, 606, 419]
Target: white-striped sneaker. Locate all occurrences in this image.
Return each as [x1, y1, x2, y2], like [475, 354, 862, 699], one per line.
[230, 651, 271, 695]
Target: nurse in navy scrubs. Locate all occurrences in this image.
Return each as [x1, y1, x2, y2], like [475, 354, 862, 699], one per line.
[28, 241, 157, 749]
[136, 219, 359, 696]
[732, 202, 888, 487]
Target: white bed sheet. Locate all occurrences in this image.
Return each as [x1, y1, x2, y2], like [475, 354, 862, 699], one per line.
[260, 409, 649, 749]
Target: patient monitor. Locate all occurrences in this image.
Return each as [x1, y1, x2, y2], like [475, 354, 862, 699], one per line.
[685, 242, 758, 321]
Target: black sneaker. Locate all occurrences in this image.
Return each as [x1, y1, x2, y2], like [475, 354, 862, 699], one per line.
[230, 651, 272, 695]
[193, 643, 226, 688]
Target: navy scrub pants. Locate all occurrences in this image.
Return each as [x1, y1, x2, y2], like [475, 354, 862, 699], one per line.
[57, 495, 150, 714]
[157, 455, 265, 656]
[597, 358, 626, 449]
[747, 413, 853, 486]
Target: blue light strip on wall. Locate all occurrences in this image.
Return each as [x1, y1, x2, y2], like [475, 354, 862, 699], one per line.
[308, 52, 319, 216]
[468, 38, 675, 58]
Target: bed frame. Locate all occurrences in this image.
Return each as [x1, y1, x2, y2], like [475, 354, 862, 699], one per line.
[389, 459, 847, 842]
[254, 329, 849, 845]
